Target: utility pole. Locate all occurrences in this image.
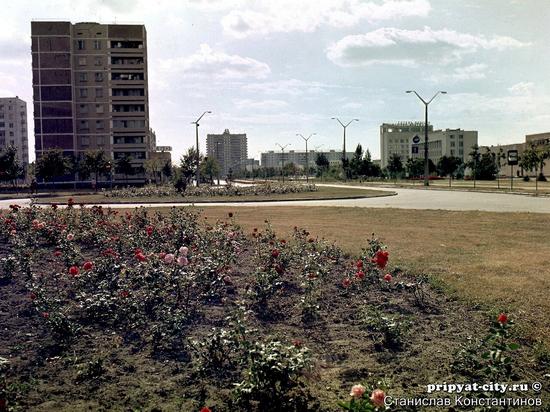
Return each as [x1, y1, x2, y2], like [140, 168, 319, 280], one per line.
[406, 91, 447, 186]
[296, 133, 316, 183]
[331, 118, 358, 180]
[191, 110, 211, 187]
[276, 143, 290, 183]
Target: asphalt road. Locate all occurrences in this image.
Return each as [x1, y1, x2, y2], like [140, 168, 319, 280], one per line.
[1, 185, 549, 213]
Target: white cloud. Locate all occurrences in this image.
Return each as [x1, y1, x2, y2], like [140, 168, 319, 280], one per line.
[508, 81, 534, 96]
[243, 79, 328, 96]
[327, 27, 529, 67]
[428, 63, 488, 83]
[221, 0, 431, 38]
[342, 102, 363, 110]
[233, 98, 289, 110]
[159, 44, 271, 79]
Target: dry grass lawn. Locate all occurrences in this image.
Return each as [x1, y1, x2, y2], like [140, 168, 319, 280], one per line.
[192, 206, 550, 345]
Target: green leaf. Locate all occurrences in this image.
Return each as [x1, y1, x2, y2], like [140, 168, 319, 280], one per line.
[508, 343, 520, 350]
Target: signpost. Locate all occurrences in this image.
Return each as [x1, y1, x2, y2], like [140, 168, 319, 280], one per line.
[507, 150, 518, 190]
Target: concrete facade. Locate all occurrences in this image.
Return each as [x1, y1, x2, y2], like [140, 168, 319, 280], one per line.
[206, 129, 247, 176]
[380, 122, 477, 168]
[31, 21, 154, 183]
[0, 97, 29, 167]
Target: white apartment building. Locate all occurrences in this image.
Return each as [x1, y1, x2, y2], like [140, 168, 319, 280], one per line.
[0, 96, 29, 166]
[261, 150, 355, 169]
[380, 122, 477, 168]
[206, 129, 248, 176]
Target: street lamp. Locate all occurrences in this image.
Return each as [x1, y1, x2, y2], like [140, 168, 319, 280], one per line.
[406, 90, 447, 186]
[276, 143, 290, 183]
[191, 110, 211, 187]
[331, 117, 358, 179]
[296, 133, 316, 183]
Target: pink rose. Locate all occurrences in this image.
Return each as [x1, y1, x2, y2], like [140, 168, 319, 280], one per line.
[350, 384, 366, 398]
[164, 253, 175, 264]
[177, 256, 188, 267]
[370, 389, 385, 406]
[66, 233, 74, 241]
[179, 246, 188, 256]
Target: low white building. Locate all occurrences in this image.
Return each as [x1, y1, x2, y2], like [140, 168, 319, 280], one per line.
[380, 122, 477, 168]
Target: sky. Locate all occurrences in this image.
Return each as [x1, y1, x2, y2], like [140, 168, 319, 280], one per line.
[1, 0, 550, 162]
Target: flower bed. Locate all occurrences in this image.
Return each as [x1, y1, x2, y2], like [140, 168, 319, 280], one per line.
[0, 203, 546, 411]
[103, 183, 318, 198]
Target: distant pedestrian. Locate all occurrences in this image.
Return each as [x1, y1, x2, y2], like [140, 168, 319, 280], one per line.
[30, 179, 38, 194]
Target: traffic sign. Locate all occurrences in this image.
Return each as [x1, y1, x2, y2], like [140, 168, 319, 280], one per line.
[412, 135, 421, 144]
[507, 150, 518, 165]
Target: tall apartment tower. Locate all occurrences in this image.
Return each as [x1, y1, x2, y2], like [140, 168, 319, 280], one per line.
[31, 21, 151, 183]
[206, 129, 248, 177]
[0, 96, 29, 167]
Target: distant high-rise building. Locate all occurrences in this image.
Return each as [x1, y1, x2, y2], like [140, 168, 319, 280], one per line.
[380, 122, 477, 168]
[206, 129, 247, 176]
[0, 96, 29, 167]
[31, 21, 154, 183]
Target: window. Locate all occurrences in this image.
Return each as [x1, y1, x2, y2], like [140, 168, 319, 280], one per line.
[81, 137, 90, 146]
[79, 72, 87, 82]
[94, 57, 102, 66]
[95, 104, 103, 113]
[95, 72, 103, 82]
[450, 141, 455, 147]
[8, 123, 13, 128]
[80, 120, 89, 129]
[459, 141, 463, 147]
[79, 104, 88, 113]
[95, 88, 103, 98]
[93, 40, 101, 49]
[79, 88, 88, 98]
[78, 57, 87, 66]
[77, 40, 85, 50]
[96, 120, 104, 130]
[97, 136, 105, 145]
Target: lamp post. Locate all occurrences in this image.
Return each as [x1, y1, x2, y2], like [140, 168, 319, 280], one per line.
[405, 90, 447, 186]
[191, 110, 211, 187]
[296, 133, 316, 183]
[331, 118, 358, 180]
[276, 143, 290, 183]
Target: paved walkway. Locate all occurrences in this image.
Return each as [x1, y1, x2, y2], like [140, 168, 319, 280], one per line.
[1, 185, 549, 213]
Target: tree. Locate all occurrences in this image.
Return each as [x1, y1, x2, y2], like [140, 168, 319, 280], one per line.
[406, 158, 424, 178]
[315, 153, 329, 172]
[200, 157, 221, 185]
[0, 146, 21, 186]
[161, 161, 173, 183]
[387, 154, 404, 179]
[437, 155, 463, 187]
[466, 146, 498, 181]
[144, 157, 162, 184]
[180, 147, 202, 185]
[282, 162, 298, 178]
[35, 149, 72, 191]
[79, 150, 109, 191]
[115, 155, 135, 184]
[349, 144, 363, 178]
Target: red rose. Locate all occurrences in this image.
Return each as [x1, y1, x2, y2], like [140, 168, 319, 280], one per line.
[41, 312, 49, 318]
[30, 292, 37, 300]
[159, 252, 166, 259]
[69, 266, 80, 276]
[356, 270, 365, 280]
[497, 313, 508, 324]
[82, 261, 93, 271]
[383, 273, 392, 282]
[146, 226, 154, 236]
[342, 278, 351, 288]
[356, 260, 363, 269]
[136, 252, 147, 262]
[200, 407, 212, 412]
[271, 249, 280, 258]
[119, 290, 129, 298]
[374, 250, 389, 269]
[54, 250, 62, 257]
